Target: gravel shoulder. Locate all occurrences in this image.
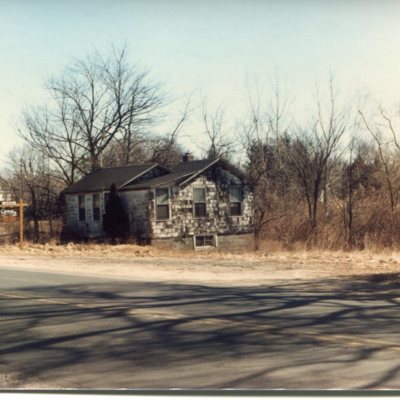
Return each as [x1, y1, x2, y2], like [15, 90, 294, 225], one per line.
[0, 243, 400, 286]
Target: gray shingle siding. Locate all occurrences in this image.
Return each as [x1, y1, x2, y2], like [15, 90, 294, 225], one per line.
[150, 166, 253, 240]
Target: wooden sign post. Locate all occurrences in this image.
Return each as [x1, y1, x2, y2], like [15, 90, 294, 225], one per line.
[19, 199, 28, 249]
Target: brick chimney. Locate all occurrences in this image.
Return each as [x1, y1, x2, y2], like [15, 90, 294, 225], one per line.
[182, 152, 194, 162]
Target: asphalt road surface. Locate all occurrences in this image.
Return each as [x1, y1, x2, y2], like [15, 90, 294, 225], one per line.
[0, 266, 399, 389]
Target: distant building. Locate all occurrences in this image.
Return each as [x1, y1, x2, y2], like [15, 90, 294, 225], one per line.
[0, 186, 17, 224]
[0, 189, 13, 204]
[62, 156, 254, 250]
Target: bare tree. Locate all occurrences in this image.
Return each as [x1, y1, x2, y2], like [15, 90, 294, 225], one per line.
[102, 98, 190, 166]
[359, 107, 400, 213]
[2, 146, 64, 243]
[339, 136, 374, 249]
[287, 78, 346, 243]
[19, 45, 165, 185]
[239, 77, 292, 249]
[144, 99, 190, 165]
[200, 102, 236, 160]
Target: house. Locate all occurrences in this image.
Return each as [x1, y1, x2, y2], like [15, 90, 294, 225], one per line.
[0, 188, 13, 204]
[62, 155, 254, 249]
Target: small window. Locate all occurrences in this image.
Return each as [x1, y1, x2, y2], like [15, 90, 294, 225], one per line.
[193, 188, 206, 218]
[78, 195, 86, 221]
[195, 235, 215, 247]
[92, 194, 100, 221]
[229, 186, 242, 216]
[156, 187, 170, 220]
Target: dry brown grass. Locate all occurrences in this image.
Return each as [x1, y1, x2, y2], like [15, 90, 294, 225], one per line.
[0, 241, 156, 257]
[0, 241, 399, 285]
[1, 241, 400, 274]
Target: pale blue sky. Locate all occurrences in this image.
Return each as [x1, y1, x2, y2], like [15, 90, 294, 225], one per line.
[1, 0, 400, 159]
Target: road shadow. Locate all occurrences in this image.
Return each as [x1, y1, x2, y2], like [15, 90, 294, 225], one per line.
[0, 272, 400, 389]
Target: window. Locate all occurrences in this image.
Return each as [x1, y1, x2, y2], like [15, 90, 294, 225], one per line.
[78, 195, 86, 221]
[195, 235, 215, 247]
[92, 193, 100, 221]
[193, 187, 206, 218]
[229, 186, 242, 216]
[155, 187, 170, 220]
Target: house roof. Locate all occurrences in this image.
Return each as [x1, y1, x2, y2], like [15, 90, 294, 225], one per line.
[169, 159, 215, 175]
[125, 158, 250, 189]
[124, 171, 195, 190]
[63, 158, 250, 194]
[124, 159, 216, 189]
[62, 163, 160, 194]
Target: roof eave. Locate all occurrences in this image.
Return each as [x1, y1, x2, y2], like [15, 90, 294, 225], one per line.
[218, 158, 251, 185]
[124, 171, 197, 190]
[178, 158, 220, 187]
[62, 188, 106, 195]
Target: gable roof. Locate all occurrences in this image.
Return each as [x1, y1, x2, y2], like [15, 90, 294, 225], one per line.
[124, 159, 215, 189]
[125, 158, 250, 189]
[63, 163, 161, 194]
[63, 158, 250, 194]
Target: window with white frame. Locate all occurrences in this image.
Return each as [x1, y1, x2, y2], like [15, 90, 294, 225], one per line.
[155, 187, 170, 220]
[193, 187, 206, 218]
[78, 195, 86, 221]
[195, 235, 215, 247]
[92, 193, 101, 221]
[229, 186, 243, 216]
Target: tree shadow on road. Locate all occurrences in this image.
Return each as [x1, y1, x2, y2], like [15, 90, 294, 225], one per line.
[0, 272, 400, 389]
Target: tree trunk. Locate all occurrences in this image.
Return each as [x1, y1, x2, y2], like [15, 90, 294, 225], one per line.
[254, 228, 261, 251]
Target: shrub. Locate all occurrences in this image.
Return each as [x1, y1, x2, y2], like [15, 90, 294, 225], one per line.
[103, 184, 129, 243]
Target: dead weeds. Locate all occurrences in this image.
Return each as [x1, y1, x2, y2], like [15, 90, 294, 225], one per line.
[0, 242, 400, 282]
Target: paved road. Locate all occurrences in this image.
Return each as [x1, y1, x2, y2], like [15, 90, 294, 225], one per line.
[0, 266, 399, 389]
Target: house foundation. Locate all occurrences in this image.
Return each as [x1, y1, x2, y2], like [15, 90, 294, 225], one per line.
[151, 233, 254, 251]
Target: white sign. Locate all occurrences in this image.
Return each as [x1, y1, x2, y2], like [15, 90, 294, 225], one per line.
[1, 209, 17, 217]
[1, 201, 17, 207]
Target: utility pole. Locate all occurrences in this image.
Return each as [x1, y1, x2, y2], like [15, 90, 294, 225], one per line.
[19, 161, 25, 248]
[19, 199, 24, 249]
